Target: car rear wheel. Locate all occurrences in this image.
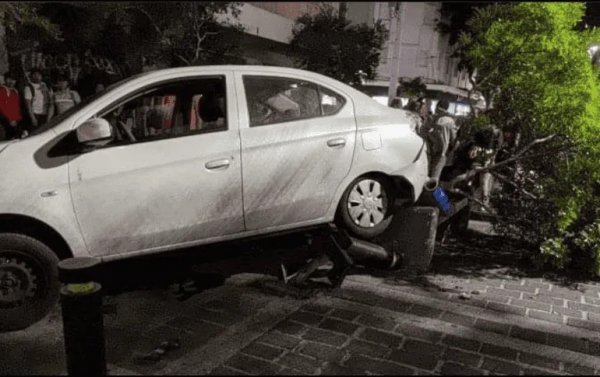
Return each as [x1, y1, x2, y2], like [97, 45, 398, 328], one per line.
[337, 175, 396, 239]
[0, 234, 59, 332]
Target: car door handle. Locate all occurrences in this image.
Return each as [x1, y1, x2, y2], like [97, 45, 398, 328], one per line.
[327, 138, 346, 148]
[205, 159, 231, 170]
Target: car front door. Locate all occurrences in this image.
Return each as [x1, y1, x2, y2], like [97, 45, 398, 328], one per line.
[235, 72, 356, 231]
[68, 73, 245, 257]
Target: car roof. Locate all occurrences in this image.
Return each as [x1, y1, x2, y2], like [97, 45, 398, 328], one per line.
[135, 65, 334, 81]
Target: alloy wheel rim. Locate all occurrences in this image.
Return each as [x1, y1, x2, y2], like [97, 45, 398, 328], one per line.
[0, 253, 41, 309]
[347, 179, 387, 228]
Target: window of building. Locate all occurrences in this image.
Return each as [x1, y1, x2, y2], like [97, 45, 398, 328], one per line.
[243, 76, 345, 127]
[95, 76, 227, 147]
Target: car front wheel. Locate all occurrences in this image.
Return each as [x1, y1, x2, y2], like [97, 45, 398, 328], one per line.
[337, 175, 396, 239]
[0, 234, 60, 332]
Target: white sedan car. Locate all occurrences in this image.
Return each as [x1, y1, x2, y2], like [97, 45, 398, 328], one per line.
[0, 65, 428, 331]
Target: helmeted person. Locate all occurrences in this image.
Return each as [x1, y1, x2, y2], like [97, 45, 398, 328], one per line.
[425, 99, 458, 182]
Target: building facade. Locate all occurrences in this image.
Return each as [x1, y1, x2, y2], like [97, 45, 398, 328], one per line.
[346, 2, 470, 90]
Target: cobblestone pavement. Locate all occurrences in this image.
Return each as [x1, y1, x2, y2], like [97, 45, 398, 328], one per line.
[1, 222, 600, 375]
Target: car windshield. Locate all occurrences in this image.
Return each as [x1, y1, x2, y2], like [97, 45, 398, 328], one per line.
[28, 72, 149, 137]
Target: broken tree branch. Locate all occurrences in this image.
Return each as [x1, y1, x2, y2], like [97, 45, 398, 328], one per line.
[491, 171, 538, 200]
[449, 134, 557, 187]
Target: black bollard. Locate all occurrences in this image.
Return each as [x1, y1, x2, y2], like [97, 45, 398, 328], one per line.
[58, 257, 106, 376]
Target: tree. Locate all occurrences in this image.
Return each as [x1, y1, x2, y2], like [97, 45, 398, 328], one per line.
[289, 4, 388, 85]
[33, 2, 245, 73]
[455, 3, 600, 276]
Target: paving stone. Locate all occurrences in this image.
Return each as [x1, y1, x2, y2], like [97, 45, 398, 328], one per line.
[510, 326, 548, 344]
[568, 301, 600, 314]
[441, 334, 481, 352]
[439, 311, 477, 327]
[225, 353, 281, 375]
[356, 314, 396, 331]
[480, 343, 518, 360]
[301, 303, 333, 315]
[486, 301, 527, 316]
[318, 318, 360, 336]
[358, 328, 404, 348]
[375, 296, 413, 312]
[584, 296, 600, 306]
[566, 317, 600, 332]
[345, 355, 413, 375]
[487, 287, 522, 299]
[277, 367, 307, 375]
[389, 341, 444, 371]
[209, 365, 250, 375]
[189, 307, 246, 326]
[504, 283, 537, 294]
[165, 316, 224, 337]
[344, 339, 390, 359]
[287, 311, 324, 326]
[256, 331, 302, 350]
[540, 289, 583, 301]
[588, 312, 600, 323]
[321, 363, 365, 375]
[299, 342, 345, 363]
[525, 295, 563, 305]
[302, 328, 348, 347]
[481, 357, 522, 375]
[473, 318, 511, 335]
[274, 320, 307, 336]
[563, 362, 596, 375]
[518, 352, 560, 370]
[484, 294, 511, 304]
[546, 333, 588, 353]
[527, 309, 564, 324]
[552, 305, 583, 318]
[395, 325, 444, 343]
[524, 281, 551, 291]
[406, 304, 444, 319]
[441, 361, 483, 375]
[589, 341, 600, 356]
[241, 342, 285, 361]
[522, 367, 561, 375]
[510, 299, 552, 312]
[442, 348, 482, 368]
[329, 309, 361, 321]
[277, 352, 322, 375]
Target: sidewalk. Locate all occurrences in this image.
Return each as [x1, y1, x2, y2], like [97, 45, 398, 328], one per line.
[1, 221, 600, 375]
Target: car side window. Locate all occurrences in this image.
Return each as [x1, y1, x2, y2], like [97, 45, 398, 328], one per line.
[243, 76, 321, 127]
[94, 76, 227, 147]
[319, 86, 345, 116]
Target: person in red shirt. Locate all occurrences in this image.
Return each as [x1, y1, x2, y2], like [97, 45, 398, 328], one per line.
[0, 72, 23, 140]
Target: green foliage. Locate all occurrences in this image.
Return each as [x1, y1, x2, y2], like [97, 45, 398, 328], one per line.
[398, 77, 427, 98]
[289, 4, 388, 85]
[461, 3, 600, 276]
[31, 2, 244, 70]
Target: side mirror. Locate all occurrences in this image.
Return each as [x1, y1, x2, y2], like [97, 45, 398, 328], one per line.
[76, 118, 113, 144]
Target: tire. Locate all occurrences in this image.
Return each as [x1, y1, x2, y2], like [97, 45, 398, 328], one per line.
[337, 175, 396, 240]
[0, 233, 60, 332]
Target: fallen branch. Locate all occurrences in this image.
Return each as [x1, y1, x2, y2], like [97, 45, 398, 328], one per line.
[449, 134, 557, 187]
[491, 171, 538, 200]
[448, 188, 496, 214]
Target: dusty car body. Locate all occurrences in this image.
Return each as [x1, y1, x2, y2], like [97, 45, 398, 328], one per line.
[0, 65, 427, 331]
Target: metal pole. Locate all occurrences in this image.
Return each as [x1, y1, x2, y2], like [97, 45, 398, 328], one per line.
[387, 2, 405, 106]
[58, 257, 106, 376]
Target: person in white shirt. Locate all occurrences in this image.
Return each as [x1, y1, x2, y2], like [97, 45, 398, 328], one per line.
[52, 75, 81, 115]
[23, 69, 54, 129]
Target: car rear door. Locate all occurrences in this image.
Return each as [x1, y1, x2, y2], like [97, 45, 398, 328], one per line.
[234, 71, 356, 231]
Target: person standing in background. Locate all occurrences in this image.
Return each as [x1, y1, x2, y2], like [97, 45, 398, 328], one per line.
[23, 69, 53, 129]
[0, 72, 23, 140]
[52, 75, 81, 115]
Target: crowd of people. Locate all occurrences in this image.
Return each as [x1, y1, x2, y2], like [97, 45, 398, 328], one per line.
[0, 67, 106, 140]
[401, 96, 521, 212]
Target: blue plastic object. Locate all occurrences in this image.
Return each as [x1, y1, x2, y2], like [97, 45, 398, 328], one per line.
[433, 187, 453, 214]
